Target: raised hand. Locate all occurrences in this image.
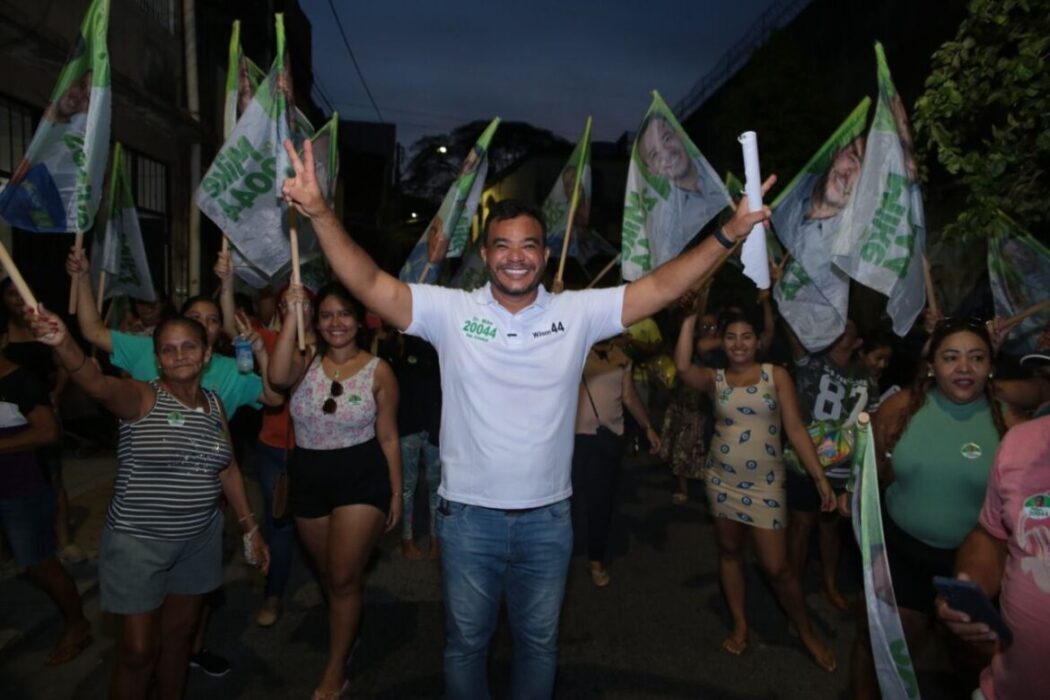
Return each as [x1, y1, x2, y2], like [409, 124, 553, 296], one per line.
[25, 304, 68, 347]
[281, 139, 328, 219]
[724, 174, 776, 241]
[66, 246, 89, 278]
[214, 249, 233, 283]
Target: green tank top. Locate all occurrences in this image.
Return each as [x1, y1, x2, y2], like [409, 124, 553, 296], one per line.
[884, 389, 999, 549]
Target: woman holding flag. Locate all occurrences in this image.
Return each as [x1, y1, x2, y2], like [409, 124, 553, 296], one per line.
[674, 308, 837, 671]
[25, 304, 268, 700]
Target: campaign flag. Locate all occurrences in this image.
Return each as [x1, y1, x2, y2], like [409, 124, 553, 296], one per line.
[988, 212, 1050, 354]
[0, 0, 111, 233]
[621, 91, 730, 281]
[90, 143, 154, 301]
[833, 43, 925, 337]
[772, 98, 870, 352]
[544, 121, 592, 259]
[231, 115, 339, 289]
[197, 14, 300, 280]
[399, 118, 499, 284]
[850, 421, 920, 699]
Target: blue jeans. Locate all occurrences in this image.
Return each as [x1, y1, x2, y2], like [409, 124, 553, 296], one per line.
[255, 442, 296, 599]
[436, 498, 573, 700]
[399, 431, 442, 540]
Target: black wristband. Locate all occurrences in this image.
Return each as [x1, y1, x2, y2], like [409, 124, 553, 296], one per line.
[713, 227, 735, 250]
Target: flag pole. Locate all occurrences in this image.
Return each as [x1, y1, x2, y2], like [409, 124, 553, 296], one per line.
[921, 254, 940, 318]
[554, 117, 592, 287]
[418, 261, 432, 284]
[96, 270, 107, 314]
[288, 209, 305, 351]
[69, 232, 84, 313]
[0, 240, 39, 310]
[1005, 298, 1050, 327]
[585, 253, 621, 289]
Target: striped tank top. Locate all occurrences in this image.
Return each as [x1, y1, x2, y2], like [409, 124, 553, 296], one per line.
[107, 381, 233, 540]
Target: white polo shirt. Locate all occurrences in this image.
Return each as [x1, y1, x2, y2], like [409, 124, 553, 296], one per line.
[407, 282, 626, 508]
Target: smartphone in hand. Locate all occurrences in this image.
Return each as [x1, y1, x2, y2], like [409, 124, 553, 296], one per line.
[933, 576, 1012, 645]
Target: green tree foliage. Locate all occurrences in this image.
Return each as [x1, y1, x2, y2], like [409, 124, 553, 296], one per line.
[914, 0, 1050, 239]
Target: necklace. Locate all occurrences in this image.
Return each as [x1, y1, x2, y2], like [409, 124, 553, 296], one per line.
[325, 350, 361, 379]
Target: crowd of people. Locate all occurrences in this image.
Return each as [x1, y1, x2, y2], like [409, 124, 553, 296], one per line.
[0, 136, 1047, 699]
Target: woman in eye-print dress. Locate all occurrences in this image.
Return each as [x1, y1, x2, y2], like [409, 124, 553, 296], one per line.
[674, 308, 837, 672]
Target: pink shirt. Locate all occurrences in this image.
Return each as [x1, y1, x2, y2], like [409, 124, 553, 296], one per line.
[290, 356, 380, 450]
[977, 415, 1050, 700]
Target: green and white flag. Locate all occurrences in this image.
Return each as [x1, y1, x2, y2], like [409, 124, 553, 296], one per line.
[90, 143, 154, 301]
[850, 421, 920, 700]
[0, 0, 110, 233]
[833, 43, 925, 337]
[232, 115, 339, 290]
[772, 98, 870, 352]
[988, 212, 1050, 354]
[621, 91, 730, 280]
[399, 118, 499, 285]
[544, 119, 592, 260]
[198, 14, 299, 280]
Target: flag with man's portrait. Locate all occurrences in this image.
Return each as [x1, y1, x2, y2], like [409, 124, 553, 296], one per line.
[988, 212, 1050, 354]
[832, 43, 925, 337]
[772, 98, 870, 352]
[0, 0, 111, 233]
[545, 122, 591, 260]
[399, 118, 499, 285]
[621, 91, 730, 281]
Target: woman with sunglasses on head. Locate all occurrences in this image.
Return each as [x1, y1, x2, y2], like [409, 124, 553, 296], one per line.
[849, 317, 1030, 699]
[675, 307, 837, 672]
[268, 282, 402, 700]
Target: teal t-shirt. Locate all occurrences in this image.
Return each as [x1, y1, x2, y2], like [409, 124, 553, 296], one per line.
[885, 389, 999, 549]
[110, 331, 263, 415]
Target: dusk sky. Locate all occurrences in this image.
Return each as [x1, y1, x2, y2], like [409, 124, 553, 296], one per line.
[298, 0, 773, 154]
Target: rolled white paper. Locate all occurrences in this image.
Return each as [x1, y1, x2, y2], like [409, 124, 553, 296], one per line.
[738, 131, 770, 289]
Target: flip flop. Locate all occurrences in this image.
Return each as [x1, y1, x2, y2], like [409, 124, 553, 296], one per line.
[721, 636, 748, 656]
[44, 629, 92, 666]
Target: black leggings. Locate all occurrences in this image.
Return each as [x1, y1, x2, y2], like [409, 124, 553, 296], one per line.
[571, 431, 624, 562]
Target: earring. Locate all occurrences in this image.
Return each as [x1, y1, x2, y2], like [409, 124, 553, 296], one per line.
[926, 368, 934, 378]
[988, 371, 995, 380]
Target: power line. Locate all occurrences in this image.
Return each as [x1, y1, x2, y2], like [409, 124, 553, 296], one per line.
[326, 0, 384, 123]
[311, 78, 337, 116]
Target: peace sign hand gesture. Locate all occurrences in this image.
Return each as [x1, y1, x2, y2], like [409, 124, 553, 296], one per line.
[281, 139, 328, 220]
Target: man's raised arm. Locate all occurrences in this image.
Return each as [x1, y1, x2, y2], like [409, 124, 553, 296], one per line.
[621, 175, 775, 328]
[281, 139, 414, 331]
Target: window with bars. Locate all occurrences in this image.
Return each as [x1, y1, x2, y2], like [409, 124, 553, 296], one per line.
[0, 95, 39, 186]
[135, 0, 177, 34]
[124, 148, 168, 215]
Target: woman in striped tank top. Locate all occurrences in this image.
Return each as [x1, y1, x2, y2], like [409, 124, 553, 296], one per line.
[269, 282, 402, 700]
[29, 308, 269, 700]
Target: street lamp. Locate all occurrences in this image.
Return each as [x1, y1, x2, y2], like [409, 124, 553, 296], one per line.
[437, 146, 447, 154]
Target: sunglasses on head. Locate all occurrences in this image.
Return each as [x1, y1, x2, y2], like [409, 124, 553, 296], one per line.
[934, 316, 988, 334]
[322, 380, 343, 414]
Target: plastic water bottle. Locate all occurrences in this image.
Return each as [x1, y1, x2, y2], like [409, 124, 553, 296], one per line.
[234, 337, 254, 373]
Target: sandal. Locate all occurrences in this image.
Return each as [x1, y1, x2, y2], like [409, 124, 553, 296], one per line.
[589, 565, 611, 587]
[310, 680, 349, 700]
[44, 625, 92, 666]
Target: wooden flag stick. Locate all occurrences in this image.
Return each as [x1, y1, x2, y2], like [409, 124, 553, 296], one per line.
[0, 239, 39, 310]
[585, 253, 621, 289]
[68, 232, 84, 313]
[554, 117, 592, 286]
[96, 270, 107, 314]
[221, 235, 229, 253]
[288, 210, 305, 351]
[922, 254, 940, 318]
[1005, 298, 1050, 327]
[418, 261, 432, 284]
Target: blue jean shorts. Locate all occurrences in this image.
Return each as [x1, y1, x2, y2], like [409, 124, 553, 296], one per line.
[0, 487, 57, 567]
[99, 512, 224, 615]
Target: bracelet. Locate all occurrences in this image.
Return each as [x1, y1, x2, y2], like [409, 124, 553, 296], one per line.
[237, 512, 255, 524]
[65, 353, 88, 374]
[713, 227, 735, 250]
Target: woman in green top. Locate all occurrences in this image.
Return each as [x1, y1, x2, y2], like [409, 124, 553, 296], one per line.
[851, 318, 1026, 699]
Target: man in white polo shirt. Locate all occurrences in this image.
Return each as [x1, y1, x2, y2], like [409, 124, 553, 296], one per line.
[281, 139, 772, 699]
